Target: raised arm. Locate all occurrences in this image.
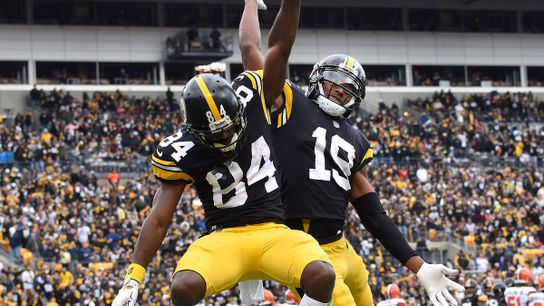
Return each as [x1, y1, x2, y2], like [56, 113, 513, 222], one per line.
[239, 0, 265, 71]
[262, 0, 301, 109]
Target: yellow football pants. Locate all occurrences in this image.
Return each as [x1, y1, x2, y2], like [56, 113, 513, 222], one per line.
[174, 222, 332, 298]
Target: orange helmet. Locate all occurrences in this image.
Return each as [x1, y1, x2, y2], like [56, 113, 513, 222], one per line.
[285, 289, 300, 304]
[538, 274, 544, 290]
[514, 267, 532, 285]
[386, 284, 401, 299]
[263, 289, 276, 305]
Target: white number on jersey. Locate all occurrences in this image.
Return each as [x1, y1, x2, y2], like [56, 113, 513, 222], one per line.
[159, 130, 183, 147]
[505, 286, 537, 306]
[206, 136, 278, 208]
[235, 84, 254, 106]
[309, 127, 356, 190]
[247, 136, 279, 193]
[159, 130, 195, 162]
[528, 292, 544, 306]
[206, 161, 248, 208]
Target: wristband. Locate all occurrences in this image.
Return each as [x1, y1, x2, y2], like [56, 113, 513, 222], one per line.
[124, 263, 146, 284]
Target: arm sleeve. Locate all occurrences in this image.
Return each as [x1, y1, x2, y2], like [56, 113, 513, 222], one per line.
[352, 192, 417, 265]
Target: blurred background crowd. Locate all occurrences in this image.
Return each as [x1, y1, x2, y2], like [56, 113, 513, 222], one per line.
[0, 88, 543, 305]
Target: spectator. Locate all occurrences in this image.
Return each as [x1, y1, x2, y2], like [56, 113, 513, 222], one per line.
[186, 25, 199, 50]
[107, 170, 120, 186]
[8, 223, 24, 262]
[210, 27, 222, 51]
[0, 88, 542, 305]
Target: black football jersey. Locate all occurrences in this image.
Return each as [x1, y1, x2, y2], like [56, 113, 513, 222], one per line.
[150, 71, 283, 229]
[271, 82, 373, 226]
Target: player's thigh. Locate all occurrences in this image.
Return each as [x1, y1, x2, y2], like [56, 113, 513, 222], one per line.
[320, 237, 357, 306]
[254, 226, 331, 288]
[343, 240, 373, 305]
[174, 231, 245, 297]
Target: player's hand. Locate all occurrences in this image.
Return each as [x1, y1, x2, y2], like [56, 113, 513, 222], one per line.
[256, 0, 267, 10]
[416, 263, 465, 306]
[112, 279, 140, 306]
[238, 280, 264, 305]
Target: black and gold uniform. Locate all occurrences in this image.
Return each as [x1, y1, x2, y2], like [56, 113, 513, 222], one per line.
[271, 54, 374, 305]
[151, 72, 330, 298]
[273, 82, 372, 232]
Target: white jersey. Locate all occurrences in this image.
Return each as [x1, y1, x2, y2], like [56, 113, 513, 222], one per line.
[528, 292, 544, 306]
[504, 286, 537, 306]
[377, 298, 407, 306]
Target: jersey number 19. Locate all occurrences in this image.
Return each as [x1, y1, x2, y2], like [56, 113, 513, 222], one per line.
[309, 127, 356, 191]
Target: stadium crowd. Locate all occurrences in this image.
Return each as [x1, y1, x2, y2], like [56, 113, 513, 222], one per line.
[0, 88, 543, 305]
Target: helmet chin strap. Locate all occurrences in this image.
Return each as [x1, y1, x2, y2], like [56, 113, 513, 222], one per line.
[314, 82, 350, 118]
[214, 132, 239, 152]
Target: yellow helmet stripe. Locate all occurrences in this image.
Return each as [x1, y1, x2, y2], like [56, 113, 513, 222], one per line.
[195, 75, 222, 121]
[346, 56, 356, 69]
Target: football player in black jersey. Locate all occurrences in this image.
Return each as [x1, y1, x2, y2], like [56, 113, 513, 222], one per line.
[111, 1, 338, 306]
[238, 1, 465, 306]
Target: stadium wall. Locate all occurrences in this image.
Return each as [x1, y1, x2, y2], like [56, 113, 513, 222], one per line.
[1, 25, 544, 66]
[1, 25, 543, 115]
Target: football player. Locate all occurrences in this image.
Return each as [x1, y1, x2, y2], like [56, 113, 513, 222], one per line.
[504, 268, 537, 306]
[488, 282, 506, 306]
[237, 1, 465, 305]
[461, 278, 482, 306]
[528, 275, 544, 306]
[377, 284, 407, 306]
[111, 1, 337, 306]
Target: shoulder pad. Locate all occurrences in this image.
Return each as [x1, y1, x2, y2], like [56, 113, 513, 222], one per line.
[151, 130, 195, 184]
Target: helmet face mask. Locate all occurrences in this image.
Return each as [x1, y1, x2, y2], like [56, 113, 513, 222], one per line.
[188, 104, 247, 153]
[307, 54, 367, 119]
[181, 74, 247, 153]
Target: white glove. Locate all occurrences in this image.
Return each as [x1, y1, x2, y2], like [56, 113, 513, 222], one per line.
[112, 279, 140, 306]
[416, 263, 465, 306]
[238, 280, 264, 305]
[256, 0, 267, 10]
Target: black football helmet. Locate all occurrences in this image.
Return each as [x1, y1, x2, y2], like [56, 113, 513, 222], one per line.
[465, 277, 480, 296]
[307, 54, 367, 119]
[491, 282, 506, 300]
[503, 277, 514, 287]
[181, 73, 246, 152]
[481, 277, 494, 295]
